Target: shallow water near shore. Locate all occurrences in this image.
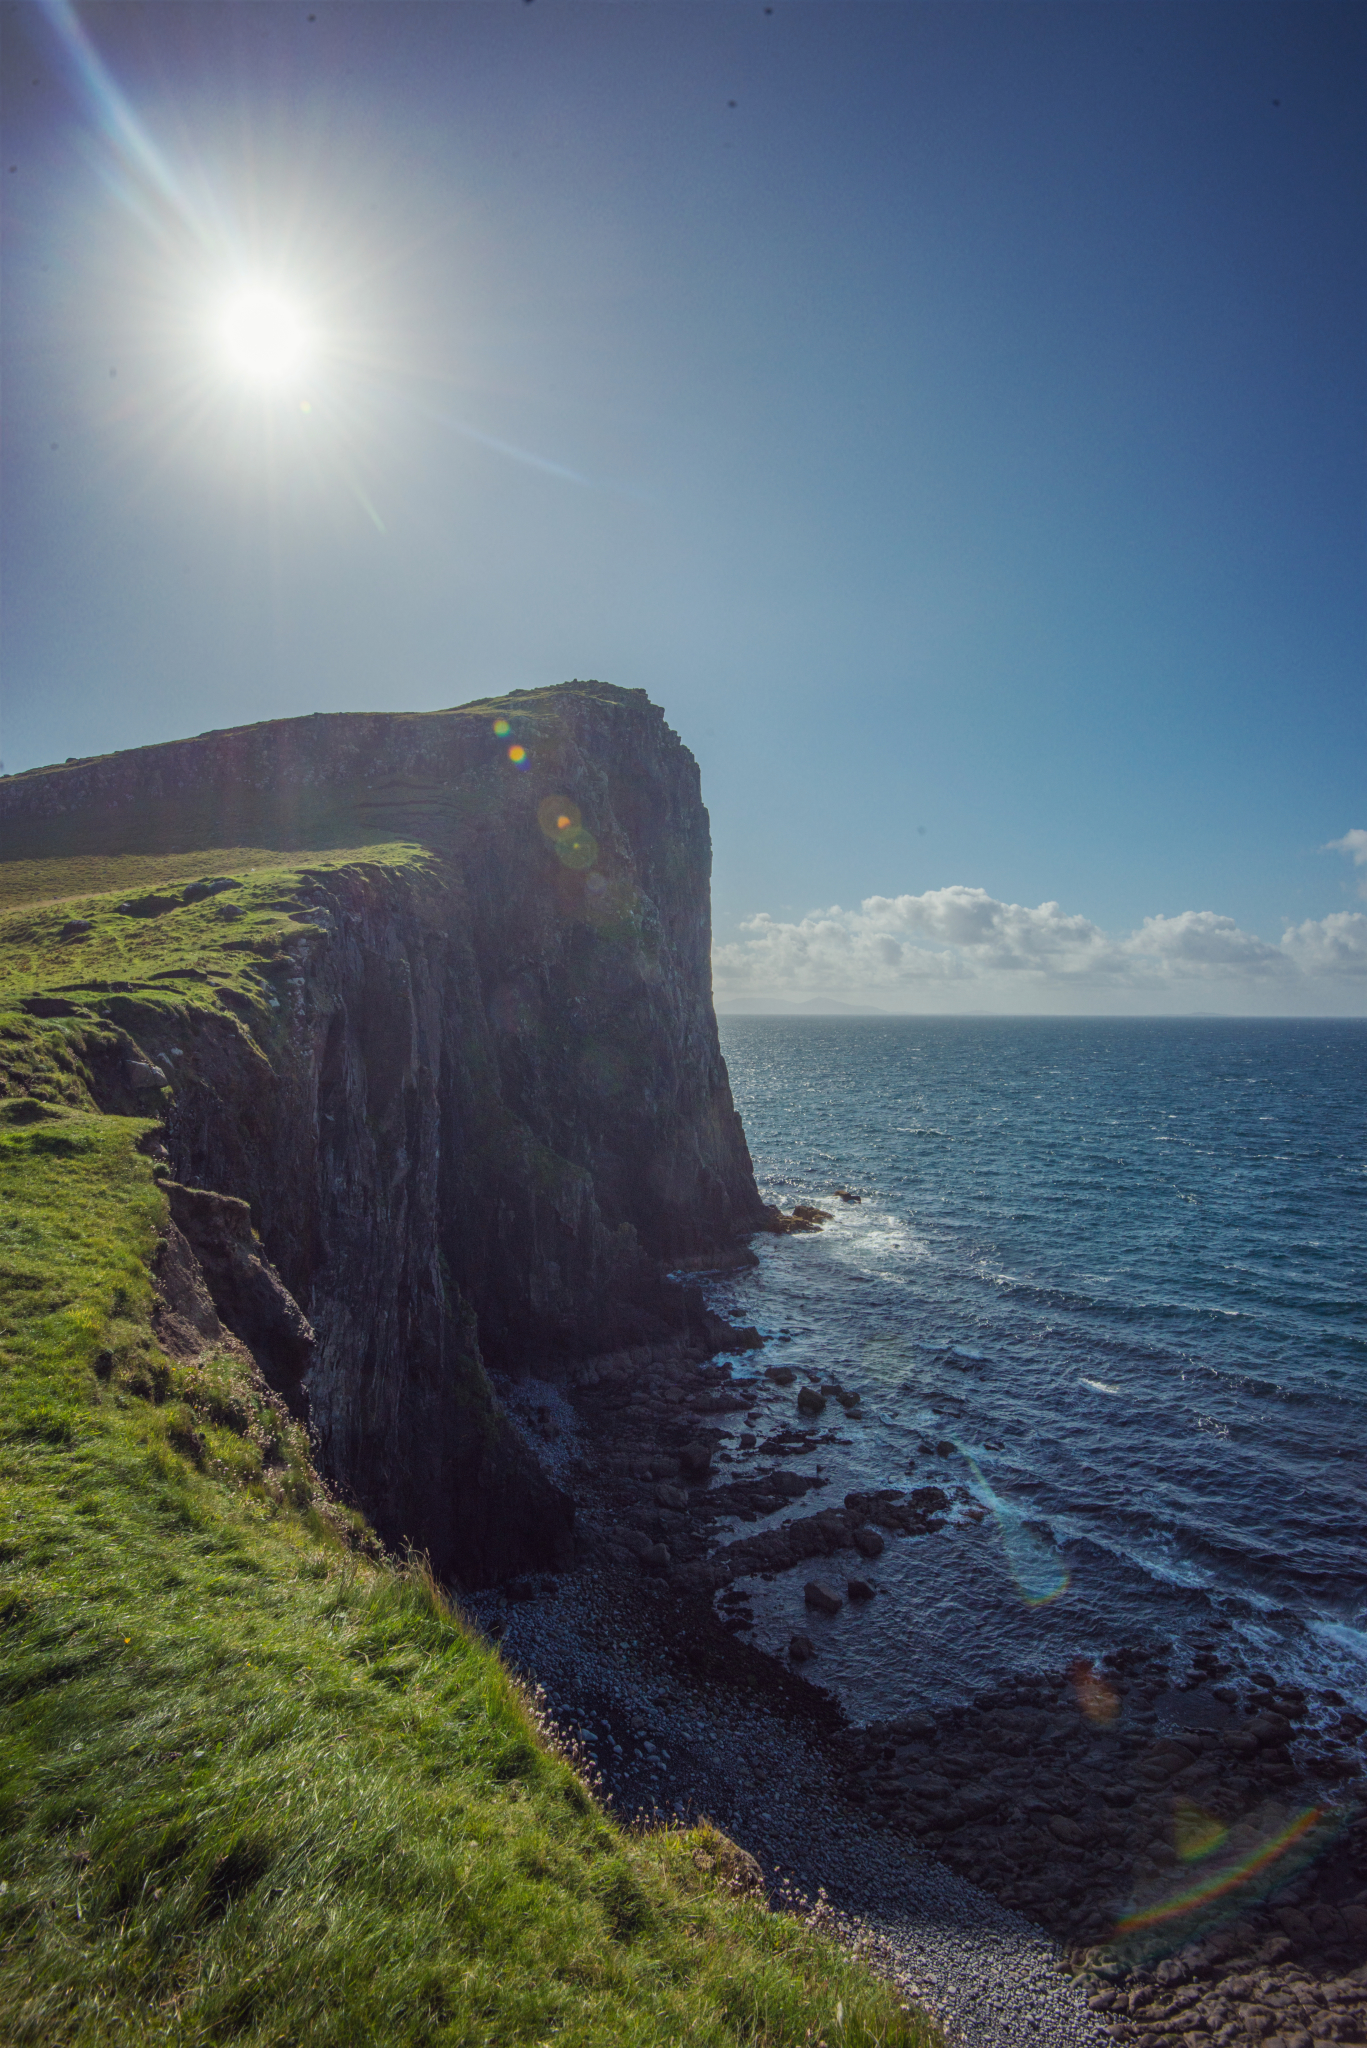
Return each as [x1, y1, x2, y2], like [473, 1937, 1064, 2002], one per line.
[708, 1016, 1367, 1723]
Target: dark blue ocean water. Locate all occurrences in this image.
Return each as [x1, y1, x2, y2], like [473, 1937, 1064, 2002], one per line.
[709, 1016, 1367, 1722]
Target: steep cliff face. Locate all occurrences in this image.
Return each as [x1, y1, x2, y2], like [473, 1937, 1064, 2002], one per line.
[0, 683, 765, 1582]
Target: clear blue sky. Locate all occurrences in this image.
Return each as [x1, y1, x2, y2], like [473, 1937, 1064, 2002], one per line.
[2, 1, 1363, 1010]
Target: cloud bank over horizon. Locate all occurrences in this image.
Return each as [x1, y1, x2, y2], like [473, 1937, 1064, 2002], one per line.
[713, 835, 1367, 1015]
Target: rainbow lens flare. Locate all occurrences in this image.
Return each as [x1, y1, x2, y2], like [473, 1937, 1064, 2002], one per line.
[959, 1446, 1070, 1607]
[1174, 1801, 1231, 1865]
[507, 744, 527, 765]
[493, 719, 511, 737]
[1115, 1805, 1327, 1938]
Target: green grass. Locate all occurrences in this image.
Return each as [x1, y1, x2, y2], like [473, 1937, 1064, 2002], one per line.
[0, 844, 427, 1006]
[0, 901, 936, 2044]
[0, 846, 396, 916]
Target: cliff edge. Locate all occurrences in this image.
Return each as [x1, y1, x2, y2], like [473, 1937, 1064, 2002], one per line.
[0, 682, 766, 1582]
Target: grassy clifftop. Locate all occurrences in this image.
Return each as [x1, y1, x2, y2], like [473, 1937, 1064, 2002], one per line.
[0, 849, 935, 2043]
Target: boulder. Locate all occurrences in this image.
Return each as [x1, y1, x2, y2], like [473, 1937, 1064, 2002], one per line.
[797, 1386, 826, 1417]
[803, 1579, 842, 1616]
[852, 1525, 885, 1559]
[126, 1059, 168, 1090]
[847, 1578, 875, 1602]
[788, 1634, 816, 1662]
[656, 1482, 689, 1510]
[766, 1365, 795, 1386]
[679, 1441, 714, 1477]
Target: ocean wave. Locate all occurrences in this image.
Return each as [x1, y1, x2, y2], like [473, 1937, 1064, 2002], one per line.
[718, 1013, 1366, 1718]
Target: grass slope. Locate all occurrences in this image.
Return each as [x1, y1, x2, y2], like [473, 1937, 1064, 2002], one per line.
[0, 864, 935, 2047]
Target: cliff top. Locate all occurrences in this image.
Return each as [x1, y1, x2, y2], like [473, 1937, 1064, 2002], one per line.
[0, 681, 677, 910]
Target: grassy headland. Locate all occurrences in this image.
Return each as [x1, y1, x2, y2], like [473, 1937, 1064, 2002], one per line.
[0, 846, 935, 2046]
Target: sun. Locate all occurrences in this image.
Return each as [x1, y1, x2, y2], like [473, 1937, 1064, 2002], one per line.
[217, 288, 309, 381]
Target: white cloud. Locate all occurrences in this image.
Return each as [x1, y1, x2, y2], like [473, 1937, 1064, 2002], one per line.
[712, 885, 1367, 1011]
[1326, 828, 1367, 900]
[1282, 911, 1367, 977]
[1121, 912, 1287, 976]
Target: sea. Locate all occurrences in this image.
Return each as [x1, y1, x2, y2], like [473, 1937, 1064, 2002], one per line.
[705, 1016, 1367, 1726]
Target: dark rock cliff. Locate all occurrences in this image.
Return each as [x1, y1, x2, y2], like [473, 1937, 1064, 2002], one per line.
[0, 683, 765, 1583]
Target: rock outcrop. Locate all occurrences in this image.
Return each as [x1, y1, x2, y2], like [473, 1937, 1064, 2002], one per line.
[0, 683, 766, 1582]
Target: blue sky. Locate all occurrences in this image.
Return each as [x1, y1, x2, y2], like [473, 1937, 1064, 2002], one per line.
[2, 1, 1363, 1011]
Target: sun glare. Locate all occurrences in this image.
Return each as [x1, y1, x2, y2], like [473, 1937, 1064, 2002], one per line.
[218, 289, 308, 381]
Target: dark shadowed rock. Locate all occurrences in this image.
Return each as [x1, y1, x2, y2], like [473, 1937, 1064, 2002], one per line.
[1, 684, 765, 1586]
[163, 1181, 314, 1412]
[152, 1220, 224, 1357]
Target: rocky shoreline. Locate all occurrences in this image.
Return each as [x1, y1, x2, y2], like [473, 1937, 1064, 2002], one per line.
[477, 1280, 1367, 2048]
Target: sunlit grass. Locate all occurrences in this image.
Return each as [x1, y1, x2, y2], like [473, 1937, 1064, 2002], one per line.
[0, 1080, 935, 2043]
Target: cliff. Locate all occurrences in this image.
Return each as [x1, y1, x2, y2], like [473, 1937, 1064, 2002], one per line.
[0, 682, 766, 1583]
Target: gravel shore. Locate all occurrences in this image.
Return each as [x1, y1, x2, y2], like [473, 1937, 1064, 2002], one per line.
[474, 1326, 1367, 2048]
[471, 1557, 1111, 2048]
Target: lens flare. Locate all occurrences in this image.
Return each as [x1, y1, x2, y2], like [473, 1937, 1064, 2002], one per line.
[555, 828, 598, 871]
[537, 796, 581, 837]
[958, 1445, 1070, 1607]
[1173, 1800, 1230, 1865]
[535, 794, 597, 869]
[1071, 1658, 1120, 1725]
[1115, 1805, 1328, 1938]
[493, 719, 511, 737]
[507, 744, 527, 765]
